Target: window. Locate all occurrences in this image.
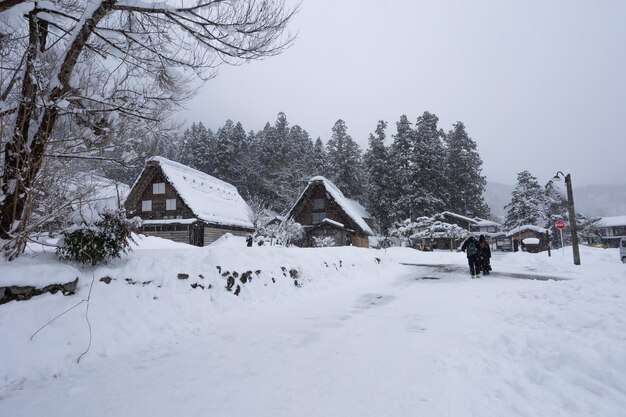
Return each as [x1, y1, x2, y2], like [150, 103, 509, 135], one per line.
[153, 182, 165, 194]
[313, 198, 325, 210]
[142, 200, 152, 211]
[166, 199, 176, 210]
[312, 212, 326, 224]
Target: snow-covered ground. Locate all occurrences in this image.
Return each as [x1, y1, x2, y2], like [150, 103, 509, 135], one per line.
[1, 235, 625, 417]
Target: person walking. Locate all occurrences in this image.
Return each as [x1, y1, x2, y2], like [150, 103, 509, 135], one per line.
[461, 233, 481, 278]
[478, 234, 491, 275]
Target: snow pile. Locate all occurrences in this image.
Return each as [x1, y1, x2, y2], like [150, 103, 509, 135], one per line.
[0, 235, 392, 384]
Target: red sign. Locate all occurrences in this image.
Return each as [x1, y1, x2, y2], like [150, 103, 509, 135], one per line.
[555, 220, 567, 229]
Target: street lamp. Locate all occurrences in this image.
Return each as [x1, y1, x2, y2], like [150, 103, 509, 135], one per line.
[551, 171, 581, 265]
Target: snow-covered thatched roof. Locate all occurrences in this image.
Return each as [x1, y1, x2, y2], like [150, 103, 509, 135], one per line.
[595, 216, 626, 228]
[441, 211, 501, 228]
[506, 225, 548, 238]
[441, 211, 477, 224]
[141, 157, 253, 229]
[289, 176, 374, 236]
[474, 217, 501, 227]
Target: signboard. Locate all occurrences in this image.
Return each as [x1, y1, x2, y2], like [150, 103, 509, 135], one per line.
[555, 219, 567, 230]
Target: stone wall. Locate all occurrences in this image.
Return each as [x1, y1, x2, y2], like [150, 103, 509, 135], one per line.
[0, 278, 78, 305]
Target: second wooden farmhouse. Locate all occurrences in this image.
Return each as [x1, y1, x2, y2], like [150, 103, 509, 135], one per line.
[287, 176, 374, 248]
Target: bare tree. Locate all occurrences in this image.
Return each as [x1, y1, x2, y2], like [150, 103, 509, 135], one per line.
[0, 0, 296, 258]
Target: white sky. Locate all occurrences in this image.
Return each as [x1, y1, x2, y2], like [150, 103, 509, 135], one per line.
[181, 0, 626, 187]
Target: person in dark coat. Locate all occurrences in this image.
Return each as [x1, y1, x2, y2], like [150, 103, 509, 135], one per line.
[461, 233, 481, 278]
[478, 234, 491, 275]
[246, 234, 253, 247]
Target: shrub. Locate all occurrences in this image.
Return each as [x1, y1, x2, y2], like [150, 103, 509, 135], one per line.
[313, 236, 336, 247]
[56, 210, 139, 265]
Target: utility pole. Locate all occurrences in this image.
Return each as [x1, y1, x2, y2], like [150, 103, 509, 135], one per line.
[564, 173, 581, 265]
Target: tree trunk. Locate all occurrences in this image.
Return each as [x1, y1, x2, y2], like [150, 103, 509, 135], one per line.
[0, 1, 115, 247]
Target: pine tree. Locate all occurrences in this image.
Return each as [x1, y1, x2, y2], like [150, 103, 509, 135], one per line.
[178, 122, 214, 172]
[325, 119, 366, 198]
[212, 120, 247, 188]
[252, 113, 317, 212]
[445, 121, 489, 217]
[504, 170, 546, 229]
[388, 115, 414, 221]
[411, 111, 448, 217]
[312, 137, 327, 175]
[364, 120, 393, 233]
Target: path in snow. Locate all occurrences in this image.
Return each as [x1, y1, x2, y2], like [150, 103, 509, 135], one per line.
[403, 263, 568, 281]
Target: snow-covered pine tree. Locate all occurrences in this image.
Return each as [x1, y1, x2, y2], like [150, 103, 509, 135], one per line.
[312, 138, 327, 176]
[251, 113, 317, 212]
[445, 121, 490, 217]
[212, 120, 247, 189]
[325, 120, 366, 198]
[388, 115, 415, 221]
[364, 120, 393, 233]
[283, 124, 316, 196]
[178, 122, 214, 173]
[504, 170, 546, 229]
[411, 111, 448, 217]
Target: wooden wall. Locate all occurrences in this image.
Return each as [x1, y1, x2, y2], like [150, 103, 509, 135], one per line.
[141, 223, 191, 244]
[351, 235, 369, 248]
[204, 226, 249, 245]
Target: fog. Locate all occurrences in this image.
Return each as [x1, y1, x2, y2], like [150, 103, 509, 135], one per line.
[182, 0, 626, 186]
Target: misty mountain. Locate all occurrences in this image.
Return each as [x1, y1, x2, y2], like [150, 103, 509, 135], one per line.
[485, 182, 626, 220]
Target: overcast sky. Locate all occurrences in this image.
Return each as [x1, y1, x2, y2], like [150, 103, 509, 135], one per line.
[181, 0, 626, 187]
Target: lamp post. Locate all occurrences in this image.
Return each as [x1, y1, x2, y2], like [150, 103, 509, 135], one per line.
[552, 171, 581, 265]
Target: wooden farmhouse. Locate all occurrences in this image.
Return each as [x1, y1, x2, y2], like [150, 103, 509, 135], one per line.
[125, 157, 254, 246]
[588, 216, 626, 247]
[439, 211, 508, 250]
[287, 176, 374, 248]
[506, 225, 550, 253]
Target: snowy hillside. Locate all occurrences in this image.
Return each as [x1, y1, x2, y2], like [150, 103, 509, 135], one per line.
[1, 236, 626, 417]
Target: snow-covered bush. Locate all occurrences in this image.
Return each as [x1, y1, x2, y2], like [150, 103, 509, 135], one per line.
[56, 210, 139, 266]
[313, 236, 336, 247]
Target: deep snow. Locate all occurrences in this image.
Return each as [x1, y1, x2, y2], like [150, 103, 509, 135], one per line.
[1, 236, 625, 416]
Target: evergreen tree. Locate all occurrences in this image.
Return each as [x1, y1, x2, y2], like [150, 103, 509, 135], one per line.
[312, 137, 327, 175]
[364, 120, 393, 233]
[388, 115, 415, 221]
[504, 170, 546, 229]
[252, 113, 316, 212]
[212, 120, 247, 188]
[411, 111, 448, 217]
[445, 121, 490, 217]
[178, 122, 214, 172]
[325, 119, 366, 198]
